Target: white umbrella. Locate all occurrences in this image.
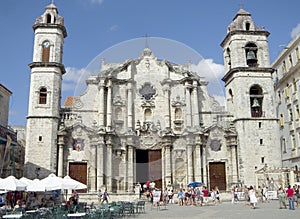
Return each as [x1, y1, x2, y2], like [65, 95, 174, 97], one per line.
[19, 177, 33, 186]
[40, 173, 63, 191]
[62, 176, 87, 190]
[26, 179, 45, 192]
[27, 174, 63, 192]
[0, 176, 27, 191]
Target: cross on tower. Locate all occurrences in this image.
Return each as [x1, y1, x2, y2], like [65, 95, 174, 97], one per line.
[239, 2, 243, 9]
[144, 33, 149, 48]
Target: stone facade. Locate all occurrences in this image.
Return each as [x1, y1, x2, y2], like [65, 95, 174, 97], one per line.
[25, 5, 283, 193]
[221, 9, 281, 185]
[272, 33, 300, 178]
[0, 84, 19, 178]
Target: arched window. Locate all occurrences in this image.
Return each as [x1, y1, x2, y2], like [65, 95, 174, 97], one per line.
[115, 107, 122, 120]
[245, 43, 258, 67]
[245, 22, 251, 31]
[39, 87, 47, 104]
[46, 14, 51, 23]
[144, 109, 152, 121]
[226, 48, 231, 67]
[175, 108, 182, 120]
[42, 41, 50, 62]
[250, 85, 263, 117]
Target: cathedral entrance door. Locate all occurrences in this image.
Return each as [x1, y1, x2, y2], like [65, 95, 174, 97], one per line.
[209, 162, 226, 191]
[69, 162, 87, 193]
[136, 149, 162, 189]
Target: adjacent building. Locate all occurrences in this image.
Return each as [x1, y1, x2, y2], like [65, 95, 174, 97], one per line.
[272, 33, 300, 183]
[0, 84, 19, 177]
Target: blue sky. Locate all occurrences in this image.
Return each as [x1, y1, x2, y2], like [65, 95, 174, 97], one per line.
[1, 0, 300, 126]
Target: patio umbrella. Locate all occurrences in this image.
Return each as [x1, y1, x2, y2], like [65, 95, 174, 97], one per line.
[62, 176, 87, 190]
[187, 182, 202, 188]
[0, 176, 27, 191]
[19, 177, 33, 186]
[40, 173, 63, 191]
[27, 174, 63, 192]
[26, 179, 45, 192]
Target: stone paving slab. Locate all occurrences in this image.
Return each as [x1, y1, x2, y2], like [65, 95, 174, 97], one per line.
[135, 201, 299, 219]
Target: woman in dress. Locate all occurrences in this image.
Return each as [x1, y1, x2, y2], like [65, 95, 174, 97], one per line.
[248, 186, 258, 209]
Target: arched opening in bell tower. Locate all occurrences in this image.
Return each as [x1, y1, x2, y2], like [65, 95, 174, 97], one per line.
[250, 85, 263, 117]
[245, 43, 258, 67]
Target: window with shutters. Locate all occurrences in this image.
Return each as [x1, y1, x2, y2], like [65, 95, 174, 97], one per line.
[39, 87, 47, 104]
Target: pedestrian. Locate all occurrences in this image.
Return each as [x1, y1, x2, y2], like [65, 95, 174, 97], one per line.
[202, 186, 209, 206]
[285, 185, 295, 210]
[243, 185, 249, 206]
[248, 186, 257, 209]
[177, 189, 183, 206]
[277, 187, 287, 209]
[232, 186, 238, 204]
[97, 189, 102, 204]
[101, 189, 109, 204]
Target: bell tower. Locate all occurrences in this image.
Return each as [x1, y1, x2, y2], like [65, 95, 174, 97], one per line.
[25, 3, 67, 178]
[221, 8, 281, 185]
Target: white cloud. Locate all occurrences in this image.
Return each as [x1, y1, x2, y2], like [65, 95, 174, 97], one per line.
[191, 59, 224, 81]
[291, 23, 300, 38]
[213, 95, 226, 107]
[191, 59, 226, 106]
[89, 0, 104, 5]
[108, 25, 118, 32]
[63, 67, 91, 92]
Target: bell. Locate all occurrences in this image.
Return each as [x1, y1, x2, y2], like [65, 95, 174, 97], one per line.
[246, 50, 257, 61]
[252, 98, 260, 108]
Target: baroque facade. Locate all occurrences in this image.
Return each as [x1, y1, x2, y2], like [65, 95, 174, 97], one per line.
[25, 4, 282, 192]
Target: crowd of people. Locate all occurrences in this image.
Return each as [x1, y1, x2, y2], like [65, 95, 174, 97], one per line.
[0, 191, 56, 212]
[231, 183, 300, 210]
[140, 181, 221, 207]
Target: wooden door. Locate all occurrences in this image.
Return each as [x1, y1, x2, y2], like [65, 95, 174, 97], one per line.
[209, 162, 226, 191]
[148, 150, 162, 189]
[69, 162, 87, 193]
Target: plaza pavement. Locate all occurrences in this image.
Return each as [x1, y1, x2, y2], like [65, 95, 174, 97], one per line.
[136, 200, 299, 219]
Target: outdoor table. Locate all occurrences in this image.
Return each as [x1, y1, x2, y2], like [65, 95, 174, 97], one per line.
[2, 214, 23, 218]
[26, 210, 37, 213]
[67, 212, 86, 218]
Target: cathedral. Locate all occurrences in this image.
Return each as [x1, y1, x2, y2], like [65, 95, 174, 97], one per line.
[25, 4, 282, 193]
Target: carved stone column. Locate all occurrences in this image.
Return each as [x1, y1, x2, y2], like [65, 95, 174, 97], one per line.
[57, 135, 65, 178]
[127, 82, 133, 130]
[187, 143, 194, 183]
[231, 145, 238, 184]
[192, 80, 200, 127]
[201, 145, 207, 185]
[161, 147, 165, 189]
[98, 79, 105, 128]
[97, 136, 105, 190]
[106, 80, 112, 130]
[185, 82, 192, 127]
[127, 145, 134, 192]
[106, 139, 113, 192]
[89, 141, 97, 192]
[164, 145, 172, 186]
[163, 83, 171, 129]
[194, 142, 201, 182]
[57, 125, 66, 178]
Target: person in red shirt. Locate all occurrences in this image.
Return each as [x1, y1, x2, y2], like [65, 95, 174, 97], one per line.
[286, 185, 295, 210]
[202, 186, 209, 205]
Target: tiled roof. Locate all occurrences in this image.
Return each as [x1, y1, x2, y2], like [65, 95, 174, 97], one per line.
[64, 96, 75, 106]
